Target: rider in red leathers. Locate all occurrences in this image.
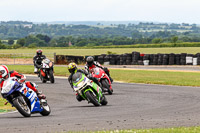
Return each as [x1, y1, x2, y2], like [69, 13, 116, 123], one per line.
[85, 56, 113, 83]
[0, 65, 45, 99]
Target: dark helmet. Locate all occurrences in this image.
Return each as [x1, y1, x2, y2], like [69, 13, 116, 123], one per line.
[68, 62, 77, 73]
[86, 56, 94, 66]
[36, 49, 43, 56]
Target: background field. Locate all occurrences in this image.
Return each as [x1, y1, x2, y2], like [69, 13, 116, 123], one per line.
[1, 47, 200, 58]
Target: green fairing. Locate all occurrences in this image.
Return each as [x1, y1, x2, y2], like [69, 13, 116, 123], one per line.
[72, 73, 102, 102]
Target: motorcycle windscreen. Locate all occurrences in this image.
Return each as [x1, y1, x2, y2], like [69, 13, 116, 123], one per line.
[72, 72, 83, 83]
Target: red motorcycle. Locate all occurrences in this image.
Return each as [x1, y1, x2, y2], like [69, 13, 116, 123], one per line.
[90, 67, 113, 95]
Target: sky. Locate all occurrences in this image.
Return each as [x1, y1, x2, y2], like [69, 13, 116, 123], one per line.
[0, 0, 200, 24]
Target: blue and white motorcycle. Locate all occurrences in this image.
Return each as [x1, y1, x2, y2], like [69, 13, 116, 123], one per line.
[1, 77, 51, 117]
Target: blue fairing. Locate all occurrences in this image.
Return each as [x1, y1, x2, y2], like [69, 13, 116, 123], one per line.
[4, 81, 43, 113]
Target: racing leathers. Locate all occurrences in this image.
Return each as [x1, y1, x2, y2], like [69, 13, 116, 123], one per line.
[33, 55, 46, 73]
[85, 61, 113, 83]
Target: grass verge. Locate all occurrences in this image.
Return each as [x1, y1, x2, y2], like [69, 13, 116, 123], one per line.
[0, 98, 15, 112]
[6, 65, 200, 87]
[67, 126, 200, 133]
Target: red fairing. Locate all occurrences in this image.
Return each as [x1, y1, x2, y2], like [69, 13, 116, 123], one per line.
[40, 69, 46, 77]
[90, 67, 112, 90]
[88, 64, 96, 70]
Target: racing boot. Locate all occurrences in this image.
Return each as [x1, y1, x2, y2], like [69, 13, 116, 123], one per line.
[36, 90, 46, 99]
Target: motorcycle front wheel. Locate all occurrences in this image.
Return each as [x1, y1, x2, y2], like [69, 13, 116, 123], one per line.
[101, 79, 113, 95]
[85, 91, 100, 106]
[40, 101, 51, 116]
[49, 69, 54, 83]
[13, 96, 31, 117]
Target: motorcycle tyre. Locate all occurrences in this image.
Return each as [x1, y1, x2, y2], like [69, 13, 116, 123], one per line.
[13, 96, 31, 117]
[49, 69, 55, 83]
[85, 91, 100, 106]
[40, 74, 47, 83]
[101, 79, 113, 95]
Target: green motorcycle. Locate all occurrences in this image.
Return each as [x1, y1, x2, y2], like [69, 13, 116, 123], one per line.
[72, 72, 108, 106]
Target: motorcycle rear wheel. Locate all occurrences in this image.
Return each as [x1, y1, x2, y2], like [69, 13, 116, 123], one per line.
[85, 91, 100, 106]
[13, 96, 31, 117]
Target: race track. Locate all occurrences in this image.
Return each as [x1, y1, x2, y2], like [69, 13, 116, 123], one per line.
[1, 76, 200, 132]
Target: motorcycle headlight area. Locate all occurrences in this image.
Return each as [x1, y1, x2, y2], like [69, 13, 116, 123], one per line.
[49, 62, 53, 67]
[76, 81, 85, 88]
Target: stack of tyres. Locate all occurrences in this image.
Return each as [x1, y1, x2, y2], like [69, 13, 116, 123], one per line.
[132, 51, 140, 65]
[180, 53, 186, 65]
[162, 54, 169, 65]
[169, 53, 175, 65]
[122, 54, 127, 65]
[196, 53, 200, 65]
[153, 54, 158, 65]
[109, 54, 117, 65]
[116, 55, 120, 65]
[119, 54, 124, 65]
[94, 55, 99, 62]
[175, 54, 181, 65]
[126, 54, 132, 65]
[157, 54, 163, 65]
[104, 55, 110, 65]
[149, 54, 154, 65]
[97, 54, 105, 65]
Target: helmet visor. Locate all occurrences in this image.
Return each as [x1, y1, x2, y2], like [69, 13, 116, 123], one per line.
[87, 61, 93, 66]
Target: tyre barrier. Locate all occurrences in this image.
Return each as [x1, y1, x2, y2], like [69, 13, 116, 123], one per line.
[55, 55, 85, 64]
[55, 52, 200, 65]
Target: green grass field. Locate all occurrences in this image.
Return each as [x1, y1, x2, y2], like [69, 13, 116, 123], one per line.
[70, 126, 200, 133]
[1, 47, 200, 57]
[0, 98, 15, 112]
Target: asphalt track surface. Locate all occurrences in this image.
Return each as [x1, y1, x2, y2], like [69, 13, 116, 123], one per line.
[1, 76, 200, 133]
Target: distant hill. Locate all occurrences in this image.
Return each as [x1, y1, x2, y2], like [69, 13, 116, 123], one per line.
[34, 21, 142, 25]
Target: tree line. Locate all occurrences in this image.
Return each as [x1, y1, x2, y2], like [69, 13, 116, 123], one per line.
[0, 21, 200, 48]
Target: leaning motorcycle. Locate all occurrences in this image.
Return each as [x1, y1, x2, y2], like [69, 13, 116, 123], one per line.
[72, 72, 108, 106]
[39, 58, 54, 83]
[1, 77, 51, 117]
[90, 67, 113, 95]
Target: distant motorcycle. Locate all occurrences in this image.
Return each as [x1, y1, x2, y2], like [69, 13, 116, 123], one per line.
[1, 77, 51, 117]
[90, 67, 113, 95]
[72, 72, 108, 106]
[39, 59, 54, 83]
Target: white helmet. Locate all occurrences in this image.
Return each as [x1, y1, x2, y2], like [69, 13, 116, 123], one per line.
[0, 65, 9, 78]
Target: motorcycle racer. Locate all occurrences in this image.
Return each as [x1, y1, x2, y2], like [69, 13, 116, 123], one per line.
[33, 49, 46, 74]
[0, 65, 46, 99]
[67, 62, 102, 102]
[85, 56, 113, 83]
